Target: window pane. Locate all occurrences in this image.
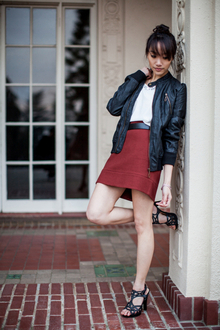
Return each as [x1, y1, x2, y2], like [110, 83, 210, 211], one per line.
[33, 87, 56, 122]
[6, 47, 30, 83]
[7, 126, 29, 161]
[6, 7, 30, 45]
[33, 9, 56, 45]
[33, 48, 56, 83]
[65, 87, 89, 122]
[33, 126, 55, 161]
[66, 165, 88, 198]
[65, 9, 90, 46]
[65, 48, 89, 83]
[6, 86, 29, 122]
[33, 165, 55, 199]
[65, 126, 88, 160]
[7, 165, 29, 199]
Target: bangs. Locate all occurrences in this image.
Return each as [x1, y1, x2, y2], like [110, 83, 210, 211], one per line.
[146, 35, 175, 61]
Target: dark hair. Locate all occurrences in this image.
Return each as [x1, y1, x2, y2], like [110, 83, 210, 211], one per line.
[145, 24, 177, 61]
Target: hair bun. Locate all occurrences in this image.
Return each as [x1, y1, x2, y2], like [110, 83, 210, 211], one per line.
[153, 24, 170, 34]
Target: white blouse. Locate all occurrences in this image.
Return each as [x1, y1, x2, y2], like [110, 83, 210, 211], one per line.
[130, 84, 156, 126]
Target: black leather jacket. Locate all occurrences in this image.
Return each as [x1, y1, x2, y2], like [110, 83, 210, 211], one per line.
[107, 70, 187, 172]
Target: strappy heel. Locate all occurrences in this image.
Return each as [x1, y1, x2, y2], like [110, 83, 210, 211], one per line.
[152, 201, 178, 230]
[122, 284, 150, 318]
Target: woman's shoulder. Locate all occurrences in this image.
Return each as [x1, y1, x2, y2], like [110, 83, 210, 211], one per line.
[169, 74, 187, 92]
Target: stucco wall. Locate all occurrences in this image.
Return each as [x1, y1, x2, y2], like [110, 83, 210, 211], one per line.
[170, 0, 220, 300]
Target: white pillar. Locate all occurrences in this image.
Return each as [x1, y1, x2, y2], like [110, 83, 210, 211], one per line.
[170, 0, 220, 300]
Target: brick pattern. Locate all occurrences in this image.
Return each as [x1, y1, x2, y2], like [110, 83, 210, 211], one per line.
[162, 273, 220, 326]
[0, 235, 106, 271]
[1, 281, 218, 330]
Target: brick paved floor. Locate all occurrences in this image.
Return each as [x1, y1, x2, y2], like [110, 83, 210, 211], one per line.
[0, 218, 219, 329]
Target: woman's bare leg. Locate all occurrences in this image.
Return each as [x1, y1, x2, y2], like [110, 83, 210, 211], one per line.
[121, 190, 154, 317]
[86, 183, 134, 225]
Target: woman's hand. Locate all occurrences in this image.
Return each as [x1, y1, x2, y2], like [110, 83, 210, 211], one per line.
[141, 67, 152, 78]
[156, 185, 172, 208]
[156, 164, 173, 208]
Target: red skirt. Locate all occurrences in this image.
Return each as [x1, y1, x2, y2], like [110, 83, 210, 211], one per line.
[97, 128, 161, 201]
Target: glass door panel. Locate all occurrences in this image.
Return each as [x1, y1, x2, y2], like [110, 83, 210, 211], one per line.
[64, 8, 90, 201]
[5, 6, 57, 205]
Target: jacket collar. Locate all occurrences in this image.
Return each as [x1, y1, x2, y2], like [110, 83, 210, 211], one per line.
[147, 71, 171, 87]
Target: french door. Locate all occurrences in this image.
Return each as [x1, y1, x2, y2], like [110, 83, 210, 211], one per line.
[1, 3, 97, 213]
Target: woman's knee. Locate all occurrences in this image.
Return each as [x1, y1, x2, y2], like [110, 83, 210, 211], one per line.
[134, 215, 152, 235]
[86, 205, 105, 225]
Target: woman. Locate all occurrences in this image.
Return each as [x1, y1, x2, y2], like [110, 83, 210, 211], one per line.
[87, 24, 186, 317]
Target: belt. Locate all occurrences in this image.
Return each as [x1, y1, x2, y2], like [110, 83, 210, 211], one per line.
[128, 122, 150, 130]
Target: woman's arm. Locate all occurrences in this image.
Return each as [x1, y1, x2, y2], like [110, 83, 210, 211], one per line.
[107, 70, 149, 116]
[156, 164, 173, 207]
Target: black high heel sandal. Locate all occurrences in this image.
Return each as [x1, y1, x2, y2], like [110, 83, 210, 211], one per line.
[152, 201, 178, 230]
[122, 284, 149, 318]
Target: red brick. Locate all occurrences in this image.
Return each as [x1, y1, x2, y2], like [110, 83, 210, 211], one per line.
[33, 326, 46, 330]
[11, 296, 23, 309]
[0, 296, 10, 302]
[87, 283, 98, 293]
[19, 317, 32, 330]
[6, 311, 19, 325]
[49, 316, 61, 330]
[194, 297, 204, 321]
[64, 309, 76, 324]
[27, 284, 37, 295]
[147, 306, 165, 327]
[204, 299, 218, 325]
[14, 284, 25, 295]
[51, 295, 61, 301]
[0, 303, 9, 316]
[64, 283, 73, 295]
[51, 284, 61, 295]
[115, 294, 126, 307]
[77, 300, 89, 314]
[64, 295, 75, 309]
[94, 325, 106, 330]
[154, 297, 170, 312]
[177, 295, 192, 321]
[99, 282, 110, 293]
[106, 314, 121, 329]
[162, 311, 180, 327]
[34, 310, 47, 325]
[51, 301, 61, 315]
[23, 302, 35, 315]
[39, 284, 49, 295]
[25, 295, 35, 301]
[79, 314, 91, 329]
[37, 296, 48, 309]
[0, 317, 4, 328]
[76, 294, 87, 300]
[135, 312, 151, 329]
[90, 294, 101, 307]
[111, 282, 123, 293]
[75, 283, 86, 294]
[121, 316, 136, 329]
[91, 307, 104, 323]
[104, 300, 117, 314]
[64, 325, 77, 330]
[102, 293, 112, 299]
[2, 284, 14, 296]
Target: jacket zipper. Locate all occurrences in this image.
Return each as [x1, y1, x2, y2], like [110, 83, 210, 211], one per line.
[115, 88, 138, 152]
[165, 93, 172, 114]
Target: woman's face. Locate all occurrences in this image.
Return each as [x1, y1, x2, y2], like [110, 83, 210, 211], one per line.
[147, 43, 172, 80]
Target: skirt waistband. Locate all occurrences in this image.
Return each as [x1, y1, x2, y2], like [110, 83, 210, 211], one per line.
[128, 122, 150, 130]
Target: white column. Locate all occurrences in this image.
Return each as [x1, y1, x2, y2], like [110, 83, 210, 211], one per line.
[170, 0, 220, 300]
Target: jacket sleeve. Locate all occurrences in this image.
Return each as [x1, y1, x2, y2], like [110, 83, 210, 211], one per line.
[106, 70, 146, 116]
[162, 83, 187, 166]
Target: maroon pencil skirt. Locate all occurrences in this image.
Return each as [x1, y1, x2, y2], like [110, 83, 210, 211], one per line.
[96, 128, 161, 201]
